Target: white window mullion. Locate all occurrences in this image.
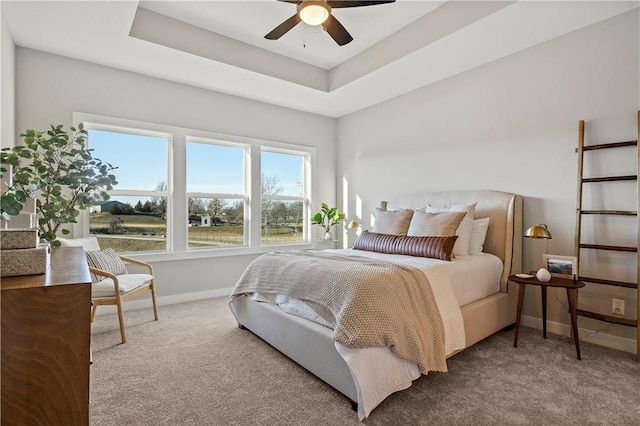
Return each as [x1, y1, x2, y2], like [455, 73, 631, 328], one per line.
[249, 145, 261, 248]
[262, 195, 305, 202]
[305, 153, 313, 242]
[172, 134, 187, 253]
[188, 192, 245, 200]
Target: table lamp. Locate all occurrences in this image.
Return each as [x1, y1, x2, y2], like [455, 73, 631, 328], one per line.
[524, 223, 552, 254]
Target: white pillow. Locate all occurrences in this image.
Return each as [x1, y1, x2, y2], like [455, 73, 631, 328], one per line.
[424, 202, 477, 256]
[469, 217, 490, 255]
[407, 211, 466, 237]
[58, 236, 101, 251]
[372, 208, 414, 235]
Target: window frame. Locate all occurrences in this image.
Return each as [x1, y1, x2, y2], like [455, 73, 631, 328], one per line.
[185, 137, 250, 250]
[82, 122, 172, 253]
[73, 112, 316, 262]
[260, 146, 311, 245]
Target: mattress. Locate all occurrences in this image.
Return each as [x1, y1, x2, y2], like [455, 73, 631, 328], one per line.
[253, 248, 504, 320]
[330, 249, 504, 307]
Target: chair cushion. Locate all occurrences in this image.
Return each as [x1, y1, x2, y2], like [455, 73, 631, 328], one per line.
[85, 248, 128, 283]
[92, 274, 153, 297]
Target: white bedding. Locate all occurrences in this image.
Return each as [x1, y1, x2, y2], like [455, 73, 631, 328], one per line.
[328, 249, 504, 307]
[250, 249, 503, 419]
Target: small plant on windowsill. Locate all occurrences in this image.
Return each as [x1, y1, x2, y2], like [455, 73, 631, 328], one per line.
[0, 123, 118, 247]
[311, 203, 345, 240]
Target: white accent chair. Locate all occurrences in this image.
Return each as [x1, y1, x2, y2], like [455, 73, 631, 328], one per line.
[59, 237, 159, 343]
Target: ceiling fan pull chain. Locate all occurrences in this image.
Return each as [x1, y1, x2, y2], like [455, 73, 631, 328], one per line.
[303, 23, 306, 49]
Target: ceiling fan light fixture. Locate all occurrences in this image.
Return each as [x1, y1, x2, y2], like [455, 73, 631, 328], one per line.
[298, 1, 330, 26]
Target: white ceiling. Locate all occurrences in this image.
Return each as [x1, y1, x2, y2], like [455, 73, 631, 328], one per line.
[140, 0, 444, 70]
[3, 1, 638, 118]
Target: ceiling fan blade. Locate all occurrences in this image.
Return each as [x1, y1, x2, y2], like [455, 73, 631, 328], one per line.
[328, 0, 395, 8]
[265, 14, 302, 40]
[323, 14, 353, 46]
[277, 0, 300, 3]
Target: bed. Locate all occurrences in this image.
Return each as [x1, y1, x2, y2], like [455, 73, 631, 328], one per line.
[228, 190, 522, 419]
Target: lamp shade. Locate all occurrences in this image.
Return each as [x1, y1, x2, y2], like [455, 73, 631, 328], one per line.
[524, 224, 552, 239]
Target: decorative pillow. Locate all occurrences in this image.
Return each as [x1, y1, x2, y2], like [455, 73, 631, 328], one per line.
[353, 230, 458, 261]
[85, 248, 128, 283]
[406, 211, 466, 237]
[58, 236, 101, 251]
[469, 217, 490, 255]
[372, 208, 414, 235]
[424, 202, 477, 257]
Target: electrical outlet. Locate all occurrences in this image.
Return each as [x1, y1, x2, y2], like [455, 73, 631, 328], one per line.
[612, 299, 625, 316]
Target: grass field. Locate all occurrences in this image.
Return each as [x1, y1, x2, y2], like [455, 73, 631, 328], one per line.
[90, 212, 304, 252]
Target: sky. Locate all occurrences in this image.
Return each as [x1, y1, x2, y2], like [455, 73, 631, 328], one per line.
[88, 129, 166, 191]
[88, 129, 305, 197]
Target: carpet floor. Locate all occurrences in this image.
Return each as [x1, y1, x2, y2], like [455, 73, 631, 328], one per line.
[89, 297, 640, 425]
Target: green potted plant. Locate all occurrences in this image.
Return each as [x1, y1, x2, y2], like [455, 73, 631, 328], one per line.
[1, 123, 118, 247]
[311, 202, 345, 240]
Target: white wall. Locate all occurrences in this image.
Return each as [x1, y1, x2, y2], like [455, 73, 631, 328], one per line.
[1, 5, 15, 149]
[15, 48, 336, 299]
[11, 8, 639, 350]
[337, 10, 639, 347]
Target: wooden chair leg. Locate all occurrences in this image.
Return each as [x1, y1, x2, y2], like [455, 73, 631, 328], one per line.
[150, 280, 159, 321]
[91, 304, 98, 322]
[116, 299, 127, 344]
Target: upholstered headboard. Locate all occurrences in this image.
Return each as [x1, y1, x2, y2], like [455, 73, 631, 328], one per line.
[385, 190, 523, 291]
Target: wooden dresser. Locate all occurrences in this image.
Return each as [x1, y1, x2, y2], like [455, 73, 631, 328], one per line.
[1, 247, 91, 426]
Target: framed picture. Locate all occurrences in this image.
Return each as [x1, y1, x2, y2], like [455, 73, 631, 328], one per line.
[542, 254, 578, 279]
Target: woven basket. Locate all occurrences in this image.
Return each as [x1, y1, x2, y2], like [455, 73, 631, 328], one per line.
[0, 228, 39, 250]
[1, 247, 47, 277]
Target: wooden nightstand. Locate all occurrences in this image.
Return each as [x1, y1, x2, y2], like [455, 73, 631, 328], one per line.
[509, 274, 586, 360]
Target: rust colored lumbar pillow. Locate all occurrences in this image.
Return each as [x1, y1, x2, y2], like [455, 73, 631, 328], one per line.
[353, 231, 458, 261]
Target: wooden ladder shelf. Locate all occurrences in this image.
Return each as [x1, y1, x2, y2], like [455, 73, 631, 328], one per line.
[575, 113, 639, 361]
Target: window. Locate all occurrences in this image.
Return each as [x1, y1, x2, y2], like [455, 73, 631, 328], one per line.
[186, 140, 246, 249]
[77, 113, 314, 258]
[86, 128, 170, 253]
[261, 149, 308, 245]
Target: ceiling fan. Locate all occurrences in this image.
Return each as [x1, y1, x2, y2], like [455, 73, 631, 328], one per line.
[264, 0, 396, 46]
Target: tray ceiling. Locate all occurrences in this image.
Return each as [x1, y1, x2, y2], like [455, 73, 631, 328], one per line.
[3, 1, 637, 117]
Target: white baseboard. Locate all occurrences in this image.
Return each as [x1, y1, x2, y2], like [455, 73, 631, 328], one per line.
[93, 287, 234, 316]
[520, 314, 637, 355]
[96, 291, 637, 356]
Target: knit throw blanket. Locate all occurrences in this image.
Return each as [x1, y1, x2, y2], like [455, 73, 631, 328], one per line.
[229, 250, 447, 374]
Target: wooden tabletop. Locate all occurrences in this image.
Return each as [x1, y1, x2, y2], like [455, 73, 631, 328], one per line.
[509, 274, 585, 289]
[1, 247, 91, 291]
